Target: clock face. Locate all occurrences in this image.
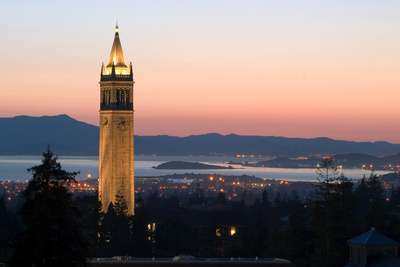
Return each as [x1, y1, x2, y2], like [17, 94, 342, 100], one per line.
[102, 117, 109, 126]
[117, 117, 130, 131]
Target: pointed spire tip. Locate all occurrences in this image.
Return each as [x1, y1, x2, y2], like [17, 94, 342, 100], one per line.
[106, 23, 128, 74]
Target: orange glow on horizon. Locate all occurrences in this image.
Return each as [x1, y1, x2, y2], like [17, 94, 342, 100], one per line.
[2, 2, 400, 143]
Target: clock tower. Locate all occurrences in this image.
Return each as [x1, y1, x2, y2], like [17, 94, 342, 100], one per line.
[99, 24, 135, 215]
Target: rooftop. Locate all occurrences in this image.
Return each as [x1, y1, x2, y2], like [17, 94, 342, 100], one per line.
[347, 228, 399, 246]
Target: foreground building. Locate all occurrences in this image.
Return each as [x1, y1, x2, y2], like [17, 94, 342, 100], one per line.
[99, 24, 135, 215]
[345, 228, 400, 267]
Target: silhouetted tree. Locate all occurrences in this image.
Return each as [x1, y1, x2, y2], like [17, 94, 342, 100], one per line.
[311, 159, 359, 267]
[355, 176, 370, 219]
[267, 192, 284, 257]
[135, 193, 145, 208]
[261, 189, 272, 220]
[155, 217, 195, 257]
[285, 199, 312, 267]
[165, 195, 180, 208]
[147, 191, 163, 208]
[388, 185, 400, 212]
[74, 193, 102, 257]
[98, 194, 131, 257]
[189, 182, 205, 206]
[364, 174, 388, 232]
[0, 197, 20, 263]
[131, 206, 152, 257]
[243, 209, 269, 257]
[215, 191, 227, 205]
[98, 203, 117, 256]
[385, 186, 400, 241]
[8, 148, 88, 267]
[366, 193, 387, 233]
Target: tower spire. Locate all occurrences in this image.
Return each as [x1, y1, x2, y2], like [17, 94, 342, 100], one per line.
[106, 24, 127, 74]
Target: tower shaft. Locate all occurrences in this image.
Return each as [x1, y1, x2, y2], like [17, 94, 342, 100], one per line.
[99, 26, 135, 215]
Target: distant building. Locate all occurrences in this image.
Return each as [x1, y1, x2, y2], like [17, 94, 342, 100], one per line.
[99, 24, 135, 215]
[344, 227, 400, 267]
[145, 207, 253, 257]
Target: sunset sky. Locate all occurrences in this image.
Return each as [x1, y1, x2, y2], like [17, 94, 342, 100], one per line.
[1, 1, 400, 142]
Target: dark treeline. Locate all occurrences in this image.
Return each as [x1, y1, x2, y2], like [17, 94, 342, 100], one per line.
[1, 149, 89, 266]
[1, 158, 400, 267]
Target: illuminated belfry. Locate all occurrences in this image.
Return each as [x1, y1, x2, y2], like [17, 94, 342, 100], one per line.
[99, 24, 135, 215]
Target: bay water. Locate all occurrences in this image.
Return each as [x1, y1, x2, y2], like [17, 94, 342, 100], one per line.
[0, 155, 388, 182]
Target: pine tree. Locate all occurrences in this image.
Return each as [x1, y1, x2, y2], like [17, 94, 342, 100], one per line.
[257, 189, 271, 220]
[0, 197, 20, 263]
[310, 159, 359, 267]
[98, 203, 117, 256]
[364, 173, 388, 232]
[355, 176, 370, 219]
[98, 194, 132, 257]
[8, 148, 88, 267]
[267, 193, 284, 258]
[74, 193, 102, 257]
[131, 206, 152, 257]
[242, 208, 269, 257]
[365, 190, 387, 232]
[285, 199, 311, 267]
[215, 191, 227, 205]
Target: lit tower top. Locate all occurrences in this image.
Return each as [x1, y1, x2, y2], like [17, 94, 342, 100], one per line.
[102, 23, 131, 76]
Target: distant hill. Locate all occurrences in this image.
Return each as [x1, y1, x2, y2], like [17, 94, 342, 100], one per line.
[1, 115, 400, 157]
[255, 153, 400, 170]
[153, 161, 232, 170]
[0, 115, 98, 155]
[135, 134, 400, 157]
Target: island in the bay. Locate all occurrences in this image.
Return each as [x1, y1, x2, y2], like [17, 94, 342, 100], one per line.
[153, 161, 233, 170]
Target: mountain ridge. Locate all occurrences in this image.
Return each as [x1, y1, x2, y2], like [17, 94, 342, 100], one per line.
[1, 115, 400, 157]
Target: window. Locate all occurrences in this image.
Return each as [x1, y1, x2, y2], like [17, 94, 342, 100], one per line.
[230, 227, 236, 236]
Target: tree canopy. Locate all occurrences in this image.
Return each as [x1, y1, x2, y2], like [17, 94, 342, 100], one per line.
[8, 148, 88, 267]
